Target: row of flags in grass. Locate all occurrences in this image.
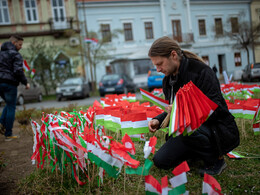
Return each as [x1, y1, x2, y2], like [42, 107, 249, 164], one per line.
[94, 94, 164, 136]
[145, 161, 223, 195]
[23, 60, 35, 78]
[226, 99, 260, 135]
[221, 82, 260, 100]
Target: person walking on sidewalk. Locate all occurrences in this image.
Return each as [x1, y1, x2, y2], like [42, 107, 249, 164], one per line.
[148, 36, 240, 176]
[0, 35, 30, 141]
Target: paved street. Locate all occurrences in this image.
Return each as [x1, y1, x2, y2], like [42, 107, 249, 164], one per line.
[0, 92, 143, 111]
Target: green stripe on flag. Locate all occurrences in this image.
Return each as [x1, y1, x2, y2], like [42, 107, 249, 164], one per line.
[88, 152, 120, 178]
[142, 95, 166, 110]
[125, 159, 153, 176]
[168, 184, 186, 195]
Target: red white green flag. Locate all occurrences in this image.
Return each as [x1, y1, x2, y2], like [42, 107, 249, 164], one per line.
[140, 88, 169, 110]
[145, 175, 162, 194]
[169, 81, 218, 136]
[23, 60, 30, 72]
[227, 151, 245, 158]
[202, 173, 222, 195]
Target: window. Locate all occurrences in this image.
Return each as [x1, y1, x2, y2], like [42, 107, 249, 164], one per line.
[24, 0, 38, 23]
[144, 22, 153, 39]
[101, 24, 111, 42]
[172, 20, 182, 42]
[230, 17, 238, 33]
[133, 59, 153, 75]
[215, 18, 223, 35]
[234, 52, 241, 67]
[198, 19, 206, 36]
[123, 23, 133, 41]
[202, 56, 209, 65]
[0, 0, 10, 24]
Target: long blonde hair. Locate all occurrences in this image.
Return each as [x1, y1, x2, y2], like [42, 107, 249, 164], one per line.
[148, 36, 204, 63]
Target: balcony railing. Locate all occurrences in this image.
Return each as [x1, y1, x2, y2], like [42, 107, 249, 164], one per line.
[48, 17, 74, 31]
[168, 33, 194, 45]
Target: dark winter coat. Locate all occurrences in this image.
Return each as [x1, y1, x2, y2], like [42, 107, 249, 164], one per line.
[154, 56, 240, 156]
[0, 41, 27, 86]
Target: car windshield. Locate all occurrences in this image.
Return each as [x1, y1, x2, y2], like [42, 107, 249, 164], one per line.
[102, 74, 120, 81]
[150, 69, 164, 76]
[63, 78, 82, 85]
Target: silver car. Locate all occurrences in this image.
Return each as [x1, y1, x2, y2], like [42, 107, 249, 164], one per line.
[56, 77, 90, 101]
[241, 63, 260, 82]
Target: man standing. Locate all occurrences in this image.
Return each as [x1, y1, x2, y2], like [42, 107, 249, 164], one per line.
[0, 35, 30, 141]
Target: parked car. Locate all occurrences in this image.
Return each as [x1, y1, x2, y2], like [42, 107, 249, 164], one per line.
[147, 68, 165, 92]
[56, 77, 90, 101]
[17, 78, 43, 105]
[99, 73, 136, 96]
[0, 78, 42, 106]
[241, 63, 260, 82]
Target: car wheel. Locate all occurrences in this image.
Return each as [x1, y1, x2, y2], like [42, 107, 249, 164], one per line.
[38, 94, 42, 102]
[17, 95, 24, 105]
[56, 96, 62, 101]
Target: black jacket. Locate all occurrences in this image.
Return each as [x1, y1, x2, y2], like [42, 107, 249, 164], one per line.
[154, 56, 240, 156]
[0, 41, 27, 86]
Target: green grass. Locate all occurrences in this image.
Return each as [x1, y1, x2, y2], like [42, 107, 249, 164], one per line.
[15, 115, 260, 194]
[3, 92, 259, 194]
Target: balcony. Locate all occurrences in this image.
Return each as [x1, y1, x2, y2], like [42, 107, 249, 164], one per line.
[0, 17, 79, 39]
[168, 33, 194, 47]
[48, 17, 74, 31]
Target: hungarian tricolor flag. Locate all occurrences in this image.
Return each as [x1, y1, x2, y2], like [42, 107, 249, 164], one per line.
[169, 81, 218, 136]
[145, 175, 162, 194]
[202, 173, 223, 195]
[140, 88, 169, 110]
[23, 60, 30, 72]
[169, 161, 190, 194]
[252, 104, 260, 135]
[143, 136, 157, 159]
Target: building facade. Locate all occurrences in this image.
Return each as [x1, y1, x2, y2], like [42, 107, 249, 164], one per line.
[77, 0, 254, 85]
[251, 0, 260, 63]
[0, 0, 83, 87]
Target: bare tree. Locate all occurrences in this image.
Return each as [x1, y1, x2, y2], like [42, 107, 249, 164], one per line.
[83, 29, 122, 91]
[223, 12, 260, 65]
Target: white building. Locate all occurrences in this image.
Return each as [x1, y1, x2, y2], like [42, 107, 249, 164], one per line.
[77, 0, 253, 86]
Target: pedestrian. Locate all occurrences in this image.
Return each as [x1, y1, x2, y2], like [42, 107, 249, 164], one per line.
[148, 36, 239, 175]
[212, 64, 218, 75]
[0, 35, 30, 141]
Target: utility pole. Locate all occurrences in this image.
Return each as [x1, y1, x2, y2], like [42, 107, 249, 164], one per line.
[82, 0, 96, 91]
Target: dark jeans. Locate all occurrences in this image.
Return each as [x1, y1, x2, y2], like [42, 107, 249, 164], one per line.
[0, 83, 17, 136]
[153, 124, 219, 170]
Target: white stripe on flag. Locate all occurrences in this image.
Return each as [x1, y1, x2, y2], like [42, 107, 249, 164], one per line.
[169, 172, 187, 188]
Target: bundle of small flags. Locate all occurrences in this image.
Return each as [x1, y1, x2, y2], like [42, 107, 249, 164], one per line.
[169, 81, 218, 136]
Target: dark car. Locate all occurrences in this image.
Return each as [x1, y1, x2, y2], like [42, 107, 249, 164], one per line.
[241, 63, 260, 82]
[99, 73, 136, 96]
[56, 77, 90, 101]
[147, 68, 165, 92]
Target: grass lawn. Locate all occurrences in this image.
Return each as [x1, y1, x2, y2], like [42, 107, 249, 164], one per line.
[14, 106, 259, 194]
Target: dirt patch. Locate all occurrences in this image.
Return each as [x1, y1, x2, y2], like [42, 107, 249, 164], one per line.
[0, 121, 35, 195]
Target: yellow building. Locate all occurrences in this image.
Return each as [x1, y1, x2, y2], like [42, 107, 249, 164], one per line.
[251, 0, 260, 63]
[0, 0, 84, 78]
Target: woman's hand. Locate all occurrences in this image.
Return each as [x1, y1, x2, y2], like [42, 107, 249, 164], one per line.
[148, 119, 160, 133]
